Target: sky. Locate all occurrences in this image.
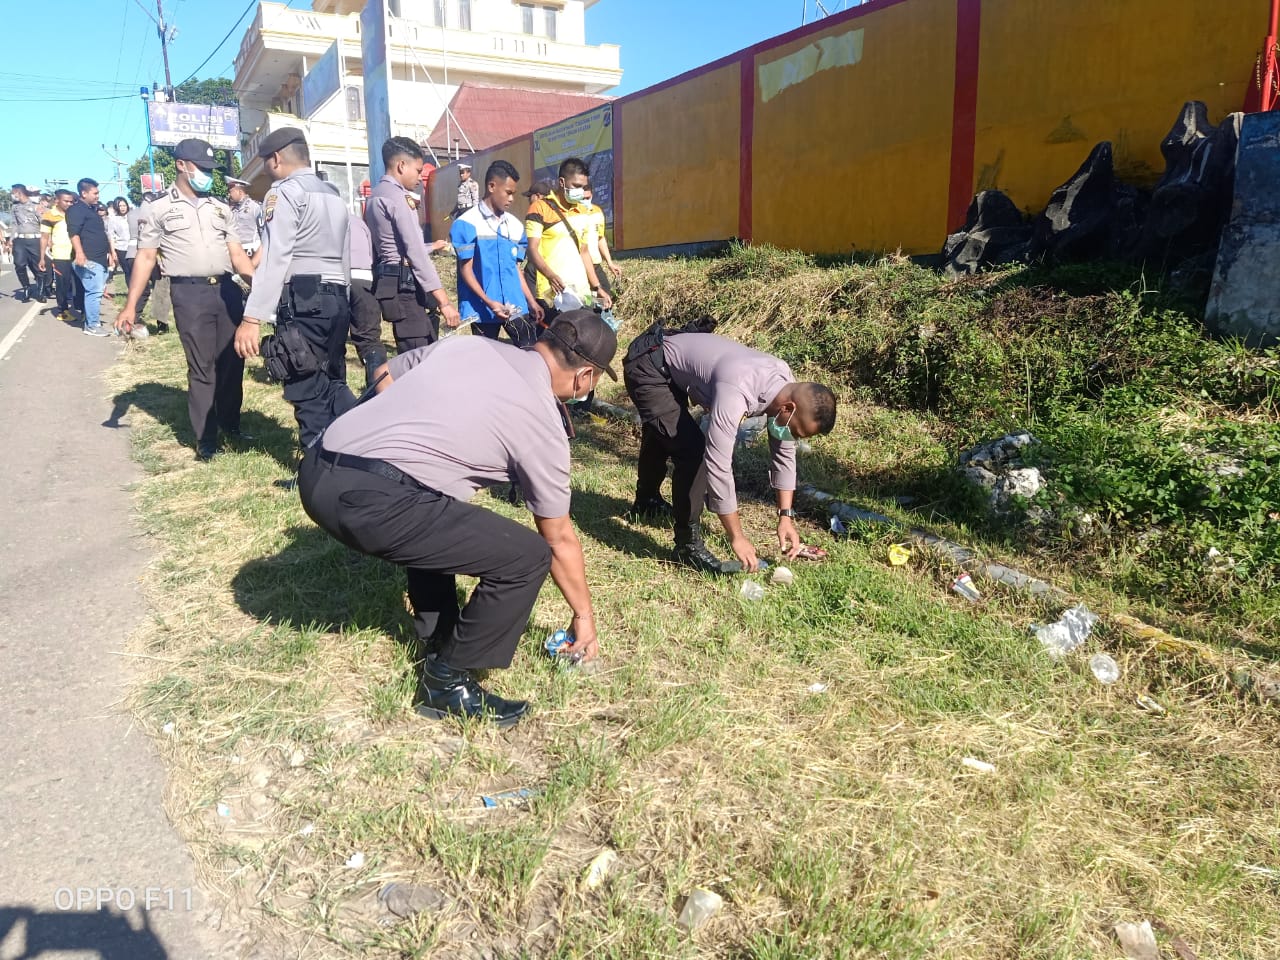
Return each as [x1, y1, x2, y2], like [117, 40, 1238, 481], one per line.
[0, 0, 815, 194]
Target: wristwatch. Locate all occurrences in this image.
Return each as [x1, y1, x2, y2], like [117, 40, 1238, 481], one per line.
[777, 508, 796, 518]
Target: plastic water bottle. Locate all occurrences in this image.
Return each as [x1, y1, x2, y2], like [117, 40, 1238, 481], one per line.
[739, 581, 765, 601]
[1089, 653, 1121, 684]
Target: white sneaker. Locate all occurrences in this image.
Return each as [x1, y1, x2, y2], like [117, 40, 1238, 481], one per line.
[83, 326, 112, 337]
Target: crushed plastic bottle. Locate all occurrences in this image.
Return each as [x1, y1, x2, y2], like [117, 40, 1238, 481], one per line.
[1089, 653, 1121, 684]
[739, 581, 766, 601]
[677, 888, 723, 932]
[1033, 603, 1098, 659]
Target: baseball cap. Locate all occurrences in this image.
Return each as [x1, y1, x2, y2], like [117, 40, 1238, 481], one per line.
[542, 309, 618, 381]
[523, 180, 553, 198]
[256, 127, 307, 158]
[173, 139, 220, 170]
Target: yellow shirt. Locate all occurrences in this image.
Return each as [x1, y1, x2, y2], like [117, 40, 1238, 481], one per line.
[40, 208, 72, 261]
[579, 202, 607, 265]
[524, 196, 588, 302]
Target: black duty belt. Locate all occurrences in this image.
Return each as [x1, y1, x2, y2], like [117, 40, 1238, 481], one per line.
[285, 278, 347, 295]
[316, 447, 441, 494]
[171, 274, 232, 285]
[374, 261, 410, 278]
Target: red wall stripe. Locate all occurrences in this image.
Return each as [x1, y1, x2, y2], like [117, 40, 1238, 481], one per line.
[739, 55, 755, 242]
[612, 103, 624, 249]
[947, 0, 982, 232]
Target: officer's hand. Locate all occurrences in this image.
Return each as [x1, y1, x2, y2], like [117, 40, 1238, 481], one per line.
[595, 289, 613, 310]
[441, 303, 461, 328]
[610, 263, 623, 279]
[114, 306, 136, 335]
[564, 616, 599, 663]
[777, 516, 802, 559]
[235, 321, 261, 359]
[529, 299, 545, 324]
[547, 273, 566, 294]
[731, 536, 760, 572]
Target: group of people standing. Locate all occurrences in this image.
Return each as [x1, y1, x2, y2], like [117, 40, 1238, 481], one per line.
[87, 128, 839, 728]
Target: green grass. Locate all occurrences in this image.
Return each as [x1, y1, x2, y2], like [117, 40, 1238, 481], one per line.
[105, 253, 1280, 958]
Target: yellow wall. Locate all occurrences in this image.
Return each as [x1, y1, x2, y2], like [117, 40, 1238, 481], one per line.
[751, 0, 958, 255]
[429, 136, 536, 243]
[974, 0, 1265, 212]
[618, 63, 742, 249]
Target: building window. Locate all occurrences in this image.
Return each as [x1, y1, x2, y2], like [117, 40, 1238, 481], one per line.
[346, 85, 362, 122]
[521, 3, 533, 34]
[388, 0, 400, 15]
[433, 0, 444, 26]
[544, 6, 556, 40]
[459, 0, 471, 30]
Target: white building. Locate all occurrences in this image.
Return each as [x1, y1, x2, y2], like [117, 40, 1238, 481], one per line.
[233, 0, 621, 200]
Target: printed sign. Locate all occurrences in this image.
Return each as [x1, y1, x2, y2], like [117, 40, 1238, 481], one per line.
[361, 0, 393, 184]
[533, 103, 615, 232]
[302, 41, 342, 119]
[147, 102, 240, 150]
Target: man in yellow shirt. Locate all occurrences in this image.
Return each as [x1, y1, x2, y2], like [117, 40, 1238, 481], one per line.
[580, 185, 623, 302]
[524, 157, 612, 314]
[39, 190, 81, 321]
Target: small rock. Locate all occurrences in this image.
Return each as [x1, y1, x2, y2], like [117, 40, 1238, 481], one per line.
[249, 766, 272, 789]
[378, 882, 449, 919]
[962, 465, 998, 491]
[770, 566, 794, 585]
[288, 749, 306, 768]
[1114, 920, 1159, 960]
[995, 467, 1044, 501]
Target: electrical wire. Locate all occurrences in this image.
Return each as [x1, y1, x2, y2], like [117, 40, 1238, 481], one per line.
[175, 0, 257, 87]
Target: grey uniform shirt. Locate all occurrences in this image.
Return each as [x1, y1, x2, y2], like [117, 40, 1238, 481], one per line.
[365, 175, 442, 295]
[322, 337, 572, 517]
[12, 200, 41, 237]
[456, 177, 479, 211]
[662, 332, 797, 514]
[244, 169, 349, 319]
[125, 206, 146, 258]
[349, 213, 373, 273]
[136, 188, 236, 277]
[228, 196, 262, 248]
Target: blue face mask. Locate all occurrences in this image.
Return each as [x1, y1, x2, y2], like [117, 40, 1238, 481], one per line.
[767, 408, 796, 442]
[187, 166, 214, 193]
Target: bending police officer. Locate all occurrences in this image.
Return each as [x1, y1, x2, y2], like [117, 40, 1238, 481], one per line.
[233, 128, 356, 449]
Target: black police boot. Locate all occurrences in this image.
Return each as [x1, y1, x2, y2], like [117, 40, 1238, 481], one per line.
[625, 495, 674, 523]
[671, 524, 742, 575]
[157, 321, 170, 334]
[196, 441, 218, 462]
[415, 659, 529, 728]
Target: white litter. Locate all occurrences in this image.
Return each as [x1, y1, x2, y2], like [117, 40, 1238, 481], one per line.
[344, 851, 366, 870]
[961, 757, 996, 774]
[806, 682, 828, 694]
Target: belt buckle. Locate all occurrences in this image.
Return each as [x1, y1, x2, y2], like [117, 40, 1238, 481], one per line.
[207, 276, 218, 285]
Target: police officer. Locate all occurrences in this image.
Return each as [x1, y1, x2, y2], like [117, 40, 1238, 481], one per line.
[233, 127, 356, 448]
[115, 139, 256, 460]
[10, 183, 47, 302]
[299, 310, 617, 726]
[452, 160, 479, 219]
[366, 136, 461, 352]
[225, 177, 263, 257]
[348, 210, 387, 386]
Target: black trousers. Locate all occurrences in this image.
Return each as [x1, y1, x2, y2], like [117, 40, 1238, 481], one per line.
[349, 277, 383, 362]
[373, 274, 438, 353]
[298, 449, 552, 670]
[171, 277, 245, 448]
[51, 259, 81, 313]
[474, 311, 541, 348]
[12, 238, 43, 294]
[623, 324, 709, 541]
[278, 289, 358, 448]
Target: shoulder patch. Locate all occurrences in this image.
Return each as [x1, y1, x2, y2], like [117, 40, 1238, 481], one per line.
[406, 195, 419, 210]
[263, 192, 278, 223]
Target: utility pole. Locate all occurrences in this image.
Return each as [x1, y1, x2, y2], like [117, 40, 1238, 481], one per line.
[102, 144, 130, 197]
[135, 0, 177, 99]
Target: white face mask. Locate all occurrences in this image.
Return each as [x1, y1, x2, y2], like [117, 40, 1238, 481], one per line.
[565, 369, 594, 404]
[564, 185, 586, 204]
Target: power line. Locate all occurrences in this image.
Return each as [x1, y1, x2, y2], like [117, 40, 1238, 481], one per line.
[176, 0, 257, 87]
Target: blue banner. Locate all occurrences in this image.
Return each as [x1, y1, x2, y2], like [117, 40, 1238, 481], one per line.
[361, 0, 392, 184]
[148, 102, 240, 150]
[302, 41, 342, 119]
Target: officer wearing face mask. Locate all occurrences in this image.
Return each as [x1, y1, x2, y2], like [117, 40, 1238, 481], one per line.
[622, 324, 839, 574]
[116, 139, 256, 461]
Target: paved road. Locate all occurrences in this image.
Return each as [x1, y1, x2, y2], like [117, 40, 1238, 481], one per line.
[0, 268, 240, 959]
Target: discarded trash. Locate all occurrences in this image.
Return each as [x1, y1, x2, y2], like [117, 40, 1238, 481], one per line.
[795, 544, 828, 561]
[344, 851, 366, 870]
[888, 543, 911, 566]
[1135, 695, 1166, 715]
[1113, 920, 1159, 960]
[288, 748, 306, 768]
[829, 516, 848, 537]
[297, 822, 315, 837]
[378, 882, 449, 919]
[215, 802, 232, 818]
[161, 721, 176, 736]
[739, 581, 766, 601]
[544, 630, 582, 665]
[961, 757, 996, 774]
[951, 573, 982, 602]
[806, 682, 828, 694]
[481, 787, 540, 809]
[1089, 653, 1121, 685]
[770, 565, 794, 585]
[584, 849, 618, 889]
[1033, 604, 1098, 659]
[677, 888, 724, 932]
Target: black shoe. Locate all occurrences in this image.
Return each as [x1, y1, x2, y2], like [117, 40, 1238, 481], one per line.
[415, 660, 529, 728]
[671, 541, 742, 575]
[157, 321, 170, 334]
[625, 496, 674, 522]
[196, 442, 218, 462]
[273, 476, 298, 491]
[224, 428, 255, 442]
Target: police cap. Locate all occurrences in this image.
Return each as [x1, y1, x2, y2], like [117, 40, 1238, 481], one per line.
[256, 127, 308, 159]
[542, 309, 619, 381]
[174, 139, 220, 169]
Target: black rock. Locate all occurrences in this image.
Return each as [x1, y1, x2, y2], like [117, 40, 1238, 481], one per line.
[1029, 141, 1116, 264]
[941, 190, 1031, 276]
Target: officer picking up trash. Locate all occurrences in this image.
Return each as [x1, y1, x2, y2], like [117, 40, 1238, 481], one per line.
[622, 322, 838, 574]
[298, 309, 617, 727]
[365, 136, 461, 352]
[233, 127, 356, 449]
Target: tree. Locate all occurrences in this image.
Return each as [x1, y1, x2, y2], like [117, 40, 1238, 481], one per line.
[126, 77, 243, 204]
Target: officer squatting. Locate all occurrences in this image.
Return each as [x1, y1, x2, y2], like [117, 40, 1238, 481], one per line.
[102, 133, 842, 726]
